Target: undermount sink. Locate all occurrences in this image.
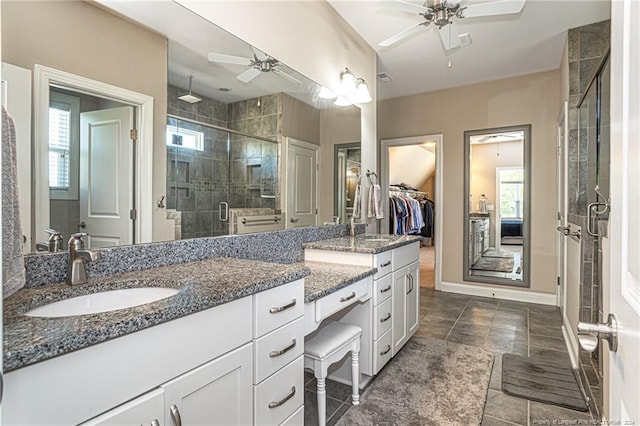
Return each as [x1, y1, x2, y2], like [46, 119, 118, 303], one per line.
[24, 287, 180, 318]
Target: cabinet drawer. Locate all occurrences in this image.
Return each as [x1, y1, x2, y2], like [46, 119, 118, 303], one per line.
[373, 273, 393, 306]
[373, 250, 393, 279]
[254, 279, 304, 338]
[254, 356, 304, 426]
[373, 328, 393, 375]
[392, 242, 419, 270]
[373, 297, 393, 340]
[254, 317, 304, 384]
[79, 388, 164, 426]
[314, 277, 370, 322]
[280, 405, 303, 426]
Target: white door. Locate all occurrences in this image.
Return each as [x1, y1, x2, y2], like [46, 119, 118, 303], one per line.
[286, 139, 317, 228]
[557, 101, 569, 307]
[80, 106, 134, 248]
[605, 0, 640, 423]
[162, 343, 253, 426]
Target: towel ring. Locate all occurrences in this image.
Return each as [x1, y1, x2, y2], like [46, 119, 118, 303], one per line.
[366, 170, 378, 185]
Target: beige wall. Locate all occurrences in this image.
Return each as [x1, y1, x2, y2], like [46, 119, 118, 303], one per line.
[388, 145, 436, 190]
[379, 70, 560, 294]
[282, 95, 320, 145]
[318, 107, 361, 223]
[471, 141, 523, 246]
[2, 1, 173, 242]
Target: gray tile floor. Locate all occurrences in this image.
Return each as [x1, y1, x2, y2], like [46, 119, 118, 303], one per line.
[303, 289, 595, 425]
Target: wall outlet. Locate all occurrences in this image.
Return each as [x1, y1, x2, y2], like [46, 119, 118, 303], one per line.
[487, 204, 495, 211]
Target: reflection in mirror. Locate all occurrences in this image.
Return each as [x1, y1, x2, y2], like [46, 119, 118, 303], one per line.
[464, 125, 531, 287]
[334, 143, 361, 224]
[5, 0, 361, 252]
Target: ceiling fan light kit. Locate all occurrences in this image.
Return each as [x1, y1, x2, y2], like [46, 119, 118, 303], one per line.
[378, 0, 526, 51]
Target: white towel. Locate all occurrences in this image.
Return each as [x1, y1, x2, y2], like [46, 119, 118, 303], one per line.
[368, 184, 384, 220]
[352, 183, 361, 219]
[2, 107, 26, 298]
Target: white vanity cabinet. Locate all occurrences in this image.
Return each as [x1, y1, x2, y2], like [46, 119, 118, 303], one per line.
[4, 279, 305, 426]
[305, 241, 420, 376]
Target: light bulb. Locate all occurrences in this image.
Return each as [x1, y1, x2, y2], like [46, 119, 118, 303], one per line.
[339, 69, 357, 96]
[353, 79, 372, 103]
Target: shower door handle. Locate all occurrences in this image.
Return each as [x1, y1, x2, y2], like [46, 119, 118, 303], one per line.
[219, 202, 229, 222]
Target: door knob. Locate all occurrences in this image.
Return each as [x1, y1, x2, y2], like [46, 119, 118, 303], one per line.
[577, 313, 618, 352]
[290, 217, 300, 223]
[556, 226, 570, 235]
[79, 221, 87, 229]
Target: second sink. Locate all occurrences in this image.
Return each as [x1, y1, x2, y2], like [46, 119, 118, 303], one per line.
[24, 287, 180, 318]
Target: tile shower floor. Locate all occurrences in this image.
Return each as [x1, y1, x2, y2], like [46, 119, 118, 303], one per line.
[303, 289, 595, 425]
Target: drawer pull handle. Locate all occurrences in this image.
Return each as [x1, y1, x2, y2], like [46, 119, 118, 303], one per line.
[270, 339, 297, 358]
[269, 386, 296, 409]
[380, 260, 392, 267]
[380, 285, 391, 293]
[170, 404, 182, 426]
[380, 345, 391, 356]
[340, 292, 356, 302]
[380, 313, 391, 323]
[270, 299, 297, 314]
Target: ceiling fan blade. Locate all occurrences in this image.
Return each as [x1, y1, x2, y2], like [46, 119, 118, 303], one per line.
[438, 23, 462, 50]
[272, 68, 302, 84]
[379, 22, 427, 47]
[236, 67, 262, 83]
[459, 0, 526, 18]
[378, 0, 430, 15]
[251, 46, 270, 62]
[208, 52, 252, 66]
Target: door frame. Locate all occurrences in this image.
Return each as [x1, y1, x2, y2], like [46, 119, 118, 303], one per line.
[380, 134, 443, 290]
[34, 65, 153, 245]
[281, 137, 319, 228]
[557, 101, 569, 309]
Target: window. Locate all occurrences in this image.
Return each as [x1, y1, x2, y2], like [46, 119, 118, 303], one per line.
[499, 168, 524, 219]
[166, 125, 204, 151]
[49, 91, 80, 200]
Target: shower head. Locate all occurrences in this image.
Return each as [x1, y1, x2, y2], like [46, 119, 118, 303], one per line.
[178, 75, 202, 104]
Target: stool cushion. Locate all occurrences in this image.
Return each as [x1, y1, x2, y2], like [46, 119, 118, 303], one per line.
[305, 321, 362, 359]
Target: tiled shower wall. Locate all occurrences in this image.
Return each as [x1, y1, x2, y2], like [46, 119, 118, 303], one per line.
[566, 20, 610, 417]
[166, 86, 281, 239]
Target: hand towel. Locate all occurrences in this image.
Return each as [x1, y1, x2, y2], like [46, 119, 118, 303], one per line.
[368, 184, 384, 220]
[2, 106, 26, 298]
[353, 183, 361, 219]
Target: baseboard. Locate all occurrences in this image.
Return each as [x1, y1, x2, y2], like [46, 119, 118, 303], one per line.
[439, 281, 557, 305]
[562, 314, 580, 369]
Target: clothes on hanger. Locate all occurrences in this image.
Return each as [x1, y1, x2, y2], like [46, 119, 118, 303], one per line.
[388, 194, 425, 235]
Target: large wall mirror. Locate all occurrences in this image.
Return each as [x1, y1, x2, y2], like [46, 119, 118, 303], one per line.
[3, 1, 360, 253]
[463, 124, 531, 287]
[333, 143, 361, 224]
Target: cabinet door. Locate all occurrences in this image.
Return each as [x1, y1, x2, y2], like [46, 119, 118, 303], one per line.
[80, 388, 164, 426]
[406, 261, 420, 338]
[392, 266, 408, 355]
[162, 343, 253, 426]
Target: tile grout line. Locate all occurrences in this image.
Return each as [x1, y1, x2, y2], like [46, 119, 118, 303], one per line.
[444, 298, 472, 340]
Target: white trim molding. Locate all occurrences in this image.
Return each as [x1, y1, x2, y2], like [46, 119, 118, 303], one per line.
[34, 65, 153, 246]
[439, 281, 557, 305]
[562, 315, 580, 369]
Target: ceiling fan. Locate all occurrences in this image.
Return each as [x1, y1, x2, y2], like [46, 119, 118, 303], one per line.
[379, 0, 526, 51]
[207, 47, 301, 84]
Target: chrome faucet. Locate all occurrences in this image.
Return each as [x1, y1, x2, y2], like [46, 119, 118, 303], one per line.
[36, 229, 64, 252]
[67, 233, 101, 285]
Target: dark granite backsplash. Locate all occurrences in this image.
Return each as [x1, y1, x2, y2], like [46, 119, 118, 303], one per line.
[24, 225, 365, 288]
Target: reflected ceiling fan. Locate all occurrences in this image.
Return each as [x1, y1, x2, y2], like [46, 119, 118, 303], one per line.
[208, 47, 301, 84]
[379, 0, 526, 51]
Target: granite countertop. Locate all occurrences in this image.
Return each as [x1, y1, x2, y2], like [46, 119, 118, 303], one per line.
[303, 234, 422, 254]
[302, 261, 377, 303]
[3, 258, 310, 372]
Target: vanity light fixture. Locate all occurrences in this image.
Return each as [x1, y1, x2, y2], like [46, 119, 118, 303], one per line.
[335, 68, 373, 106]
[318, 86, 337, 99]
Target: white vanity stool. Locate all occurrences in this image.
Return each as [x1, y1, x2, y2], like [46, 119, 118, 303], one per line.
[304, 321, 362, 426]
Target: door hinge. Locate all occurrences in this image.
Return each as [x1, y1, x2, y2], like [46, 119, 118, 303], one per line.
[130, 129, 138, 140]
[315, 209, 318, 214]
[557, 276, 561, 286]
[130, 209, 137, 220]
